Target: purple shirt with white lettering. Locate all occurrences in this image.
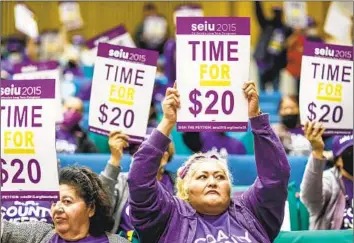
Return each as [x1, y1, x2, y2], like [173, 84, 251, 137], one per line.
[55, 126, 78, 154]
[342, 177, 353, 229]
[50, 234, 109, 243]
[193, 210, 257, 243]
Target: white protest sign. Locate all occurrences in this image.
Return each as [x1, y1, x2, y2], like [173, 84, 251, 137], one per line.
[1, 79, 59, 223]
[176, 17, 250, 132]
[299, 41, 353, 135]
[324, 2, 353, 45]
[58, 1, 84, 31]
[88, 43, 158, 143]
[14, 3, 39, 39]
[283, 2, 308, 29]
[13, 61, 63, 123]
[86, 25, 136, 60]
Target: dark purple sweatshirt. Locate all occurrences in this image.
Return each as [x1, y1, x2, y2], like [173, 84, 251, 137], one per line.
[128, 114, 290, 243]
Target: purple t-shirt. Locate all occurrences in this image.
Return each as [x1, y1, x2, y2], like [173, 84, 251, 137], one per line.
[50, 234, 109, 243]
[119, 173, 175, 232]
[193, 210, 257, 243]
[56, 126, 78, 154]
[342, 177, 353, 229]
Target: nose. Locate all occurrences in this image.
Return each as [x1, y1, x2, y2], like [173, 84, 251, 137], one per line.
[52, 201, 64, 213]
[207, 176, 217, 188]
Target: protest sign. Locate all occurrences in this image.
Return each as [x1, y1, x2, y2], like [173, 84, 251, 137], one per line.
[14, 3, 38, 39]
[299, 41, 353, 135]
[324, 2, 353, 45]
[283, 2, 308, 29]
[13, 61, 63, 123]
[176, 17, 250, 132]
[58, 1, 84, 31]
[86, 25, 136, 59]
[88, 43, 158, 143]
[1, 79, 59, 223]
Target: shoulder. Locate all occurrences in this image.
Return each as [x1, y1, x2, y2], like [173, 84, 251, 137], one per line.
[3, 221, 54, 241]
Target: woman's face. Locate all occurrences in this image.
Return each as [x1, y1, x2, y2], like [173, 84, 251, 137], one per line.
[279, 97, 299, 116]
[188, 162, 231, 215]
[51, 184, 94, 239]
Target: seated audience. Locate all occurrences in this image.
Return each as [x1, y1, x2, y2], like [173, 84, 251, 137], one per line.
[56, 97, 98, 154]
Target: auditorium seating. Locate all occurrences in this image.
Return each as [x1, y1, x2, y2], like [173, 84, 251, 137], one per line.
[58, 154, 308, 191]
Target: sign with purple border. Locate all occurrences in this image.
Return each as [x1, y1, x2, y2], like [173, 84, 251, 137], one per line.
[13, 61, 63, 123]
[299, 41, 353, 135]
[1, 79, 59, 223]
[88, 43, 158, 143]
[86, 24, 135, 59]
[176, 17, 250, 132]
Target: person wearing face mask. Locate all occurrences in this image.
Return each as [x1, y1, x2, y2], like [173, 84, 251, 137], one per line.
[56, 97, 98, 154]
[300, 122, 353, 230]
[99, 130, 175, 241]
[272, 95, 312, 156]
[253, 1, 293, 92]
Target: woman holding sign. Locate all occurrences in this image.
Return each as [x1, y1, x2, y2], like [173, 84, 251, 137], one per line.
[300, 122, 353, 230]
[128, 81, 290, 243]
[1, 167, 129, 243]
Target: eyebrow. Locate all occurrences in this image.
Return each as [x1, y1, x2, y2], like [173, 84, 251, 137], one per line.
[198, 171, 225, 175]
[61, 196, 74, 200]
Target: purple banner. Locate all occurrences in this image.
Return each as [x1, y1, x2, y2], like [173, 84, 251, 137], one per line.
[177, 17, 250, 35]
[303, 41, 353, 61]
[1, 199, 55, 223]
[88, 126, 144, 144]
[177, 122, 248, 132]
[86, 24, 127, 49]
[97, 42, 158, 66]
[1, 79, 56, 99]
[13, 60, 59, 74]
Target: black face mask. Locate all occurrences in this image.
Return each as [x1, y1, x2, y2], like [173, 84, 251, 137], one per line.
[342, 148, 353, 176]
[281, 114, 299, 129]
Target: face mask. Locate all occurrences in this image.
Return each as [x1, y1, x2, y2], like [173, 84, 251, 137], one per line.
[281, 114, 299, 129]
[342, 150, 353, 176]
[62, 110, 82, 130]
[7, 52, 23, 63]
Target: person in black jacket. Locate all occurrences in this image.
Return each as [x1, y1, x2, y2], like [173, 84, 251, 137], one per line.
[56, 97, 98, 154]
[253, 1, 292, 92]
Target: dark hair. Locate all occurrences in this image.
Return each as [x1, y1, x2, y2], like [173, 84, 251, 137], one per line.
[278, 95, 299, 113]
[334, 145, 353, 165]
[59, 166, 114, 236]
[143, 2, 156, 11]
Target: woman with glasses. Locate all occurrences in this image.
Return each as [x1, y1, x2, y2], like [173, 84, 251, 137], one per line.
[127, 81, 290, 243]
[1, 166, 129, 243]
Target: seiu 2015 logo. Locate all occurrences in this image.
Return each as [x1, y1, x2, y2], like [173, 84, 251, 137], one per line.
[314, 46, 352, 59]
[191, 21, 215, 31]
[109, 49, 129, 59]
[1, 84, 21, 96]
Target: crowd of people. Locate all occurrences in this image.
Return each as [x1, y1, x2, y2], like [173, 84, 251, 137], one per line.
[1, 1, 353, 243]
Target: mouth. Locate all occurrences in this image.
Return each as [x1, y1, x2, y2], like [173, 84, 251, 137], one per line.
[54, 217, 66, 222]
[206, 190, 219, 195]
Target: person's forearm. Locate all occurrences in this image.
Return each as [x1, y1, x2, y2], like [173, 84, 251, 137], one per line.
[252, 114, 290, 181]
[157, 118, 174, 137]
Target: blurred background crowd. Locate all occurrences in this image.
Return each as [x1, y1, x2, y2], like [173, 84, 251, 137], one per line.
[1, 1, 352, 157]
[1, 1, 353, 239]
